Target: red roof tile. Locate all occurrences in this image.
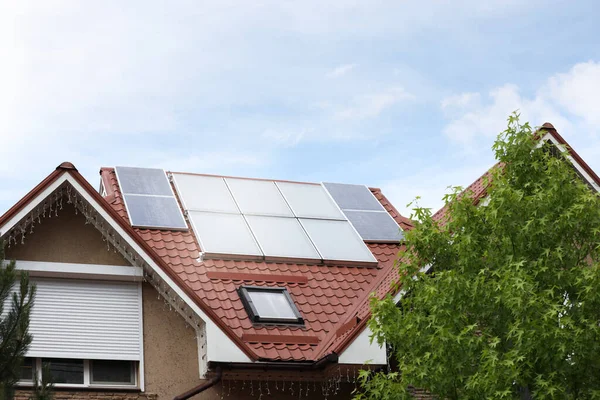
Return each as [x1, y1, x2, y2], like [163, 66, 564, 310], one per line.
[100, 167, 411, 362]
[432, 123, 600, 224]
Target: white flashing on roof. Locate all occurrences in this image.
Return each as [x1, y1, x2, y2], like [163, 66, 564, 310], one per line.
[0, 172, 252, 372]
[338, 326, 387, 365]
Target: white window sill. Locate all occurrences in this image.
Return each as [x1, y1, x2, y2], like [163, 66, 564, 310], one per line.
[17, 382, 140, 391]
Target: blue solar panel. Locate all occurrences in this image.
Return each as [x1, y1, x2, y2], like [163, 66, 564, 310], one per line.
[323, 182, 383, 211]
[123, 195, 187, 230]
[115, 166, 187, 230]
[323, 182, 402, 243]
[115, 167, 173, 196]
[344, 211, 403, 242]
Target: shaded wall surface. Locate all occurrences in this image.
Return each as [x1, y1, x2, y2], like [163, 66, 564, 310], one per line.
[142, 283, 200, 399]
[6, 202, 129, 265]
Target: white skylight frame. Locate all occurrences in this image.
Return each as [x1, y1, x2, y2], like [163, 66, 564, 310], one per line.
[238, 286, 304, 325]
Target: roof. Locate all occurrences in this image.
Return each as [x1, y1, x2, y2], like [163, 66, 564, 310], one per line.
[100, 167, 412, 362]
[433, 123, 600, 223]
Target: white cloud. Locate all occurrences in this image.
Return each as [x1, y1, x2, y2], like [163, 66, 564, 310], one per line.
[441, 92, 481, 116]
[261, 129, 306, 147]
[381, 162, 494, 218]
[441, 62, 600, 147]
[545, 61, 600, 127]
[334, 87, 414, 120]
[156, 151, 266, 174]
[327, 64, 357, 78]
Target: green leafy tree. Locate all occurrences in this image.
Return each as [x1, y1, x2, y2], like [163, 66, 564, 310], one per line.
[358, 114, 600, 399]
[0, 245, 36, 400]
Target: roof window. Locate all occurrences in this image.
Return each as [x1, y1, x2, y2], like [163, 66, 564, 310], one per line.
[238, 286, 303, 325]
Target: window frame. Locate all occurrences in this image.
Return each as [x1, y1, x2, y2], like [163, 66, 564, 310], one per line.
[238, 286, 304, 325]
[17, 358, 139, 390]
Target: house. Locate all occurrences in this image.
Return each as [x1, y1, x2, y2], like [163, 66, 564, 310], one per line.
[433, 122, 600, 223]
[2, 162, 413, 400]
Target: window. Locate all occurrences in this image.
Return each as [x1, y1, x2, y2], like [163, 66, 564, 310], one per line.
[18, 358, 137, 388]
[91, 360, 135, 385]
[43, 359, 84, 384]
[238, 286, 303, 325]
[20, 358, 34, 382]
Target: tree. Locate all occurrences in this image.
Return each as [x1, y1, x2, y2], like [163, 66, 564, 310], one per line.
[0, 245, 36, 400]
[358, 114, 600, 399]
[29, 365, 53, 400]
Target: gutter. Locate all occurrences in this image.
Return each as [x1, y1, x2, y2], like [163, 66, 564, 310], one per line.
[172, 353, 337, 400]
[173, 367, 222, 400]
[212, 351, 339, 371]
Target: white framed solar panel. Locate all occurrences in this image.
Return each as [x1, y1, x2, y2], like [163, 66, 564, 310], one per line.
[299, 219, 377, 264]
[245, 215, 320, 261]
[276, 181, 345, 220]
[225, 178, 293, 217]
[171, 173, 239, 214]
[187, 211, 262, 259]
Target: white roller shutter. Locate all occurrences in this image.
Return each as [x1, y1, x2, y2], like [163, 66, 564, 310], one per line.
[26, 278, 142, 361]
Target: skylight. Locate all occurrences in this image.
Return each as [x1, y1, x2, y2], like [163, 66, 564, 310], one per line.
[238, 286, 303, 325]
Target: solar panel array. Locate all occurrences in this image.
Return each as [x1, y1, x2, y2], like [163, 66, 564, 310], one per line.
[171, 174, 377, 265]
[323, 182, 403, 242]
[115, 167, 187, 230]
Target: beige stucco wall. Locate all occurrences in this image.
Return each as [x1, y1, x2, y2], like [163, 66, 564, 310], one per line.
[5, 202, 129, 265]
[5, 201, 202, 399]
[142, 283, 200, 400]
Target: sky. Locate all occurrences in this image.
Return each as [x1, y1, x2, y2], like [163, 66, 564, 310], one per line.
[1, 0, 599, 218]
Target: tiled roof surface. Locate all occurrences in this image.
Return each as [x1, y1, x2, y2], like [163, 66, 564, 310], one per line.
[101, 168, 409, 362]
[432, 164, 499, 224]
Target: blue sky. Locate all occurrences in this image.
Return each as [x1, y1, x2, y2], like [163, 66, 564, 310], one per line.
[1, 0, 599, 216]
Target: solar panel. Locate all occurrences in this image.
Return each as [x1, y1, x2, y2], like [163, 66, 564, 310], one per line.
[299, 219, 377, 264]
[344, 210, 403, 242]
[323, 182, 402, 243]
[323, 182, 383, 211]
[172, 174, 239, 214]
[123, 195, 187, 230]
[115, 167, 187, 230]
[225, 178, 293, 217]
[188, 211, 262, 258]
[169, 172, 381, 263]
[276, 182, 344, 220]
[245, 215, 320, 261]
[115, 167, 173, 196]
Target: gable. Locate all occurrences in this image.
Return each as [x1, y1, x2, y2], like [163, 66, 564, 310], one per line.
[540, 131, 600, 192]
[5, 202, 130, 266]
